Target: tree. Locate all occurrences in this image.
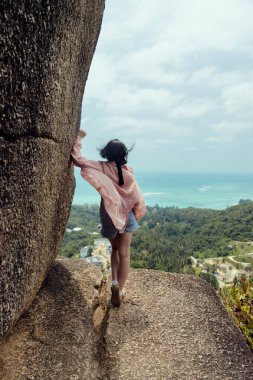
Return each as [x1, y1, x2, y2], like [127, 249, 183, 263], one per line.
[199, 272, 219, 290]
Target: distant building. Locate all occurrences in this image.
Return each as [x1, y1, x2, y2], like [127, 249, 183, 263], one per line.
[216, 265, 229, 273]
[94, 238, 111, 248]
[66, 227, 82, 233]
[85, 256, 104, 266]
[80, 246, 93, 258]
[73, 227, 82, 232]
[190, 256, 198, 267]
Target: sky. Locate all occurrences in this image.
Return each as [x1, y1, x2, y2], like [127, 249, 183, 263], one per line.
[80, 0, 253, 173]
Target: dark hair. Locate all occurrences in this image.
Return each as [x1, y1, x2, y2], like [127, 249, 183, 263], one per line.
[99, 139, 133, 185]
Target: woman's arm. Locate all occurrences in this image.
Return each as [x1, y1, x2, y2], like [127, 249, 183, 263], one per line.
[132, 179, 146, 219]
[133, 197, 146, 219]
[71, 130, 103, 171]
[71, 130, 86, 168]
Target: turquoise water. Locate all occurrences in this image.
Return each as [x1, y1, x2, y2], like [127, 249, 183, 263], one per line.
[73, 169, 253, 210]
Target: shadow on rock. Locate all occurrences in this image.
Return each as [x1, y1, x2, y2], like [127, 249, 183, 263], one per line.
[0, 259, 103, 380]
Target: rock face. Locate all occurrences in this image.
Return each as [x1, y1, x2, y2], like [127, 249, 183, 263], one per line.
[0, 259, 105, 380]
[0, 260, 252, 380]
[0, 1, 105, 339]
[106, 270, 253, 379]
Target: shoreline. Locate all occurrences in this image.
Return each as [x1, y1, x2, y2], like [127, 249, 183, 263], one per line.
[73, 171, 253, 211]
[71, 200, 252, 211]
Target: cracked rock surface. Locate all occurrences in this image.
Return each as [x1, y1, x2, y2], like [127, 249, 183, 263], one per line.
[0, 259, 252, 380]
[0, 0, 105, 339]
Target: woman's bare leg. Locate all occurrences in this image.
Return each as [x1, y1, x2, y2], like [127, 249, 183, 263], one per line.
[117, 232, 132, 291]
[109, 235, 120, 282]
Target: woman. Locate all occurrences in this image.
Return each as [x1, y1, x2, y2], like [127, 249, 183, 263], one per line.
[71, 130, 145, 307]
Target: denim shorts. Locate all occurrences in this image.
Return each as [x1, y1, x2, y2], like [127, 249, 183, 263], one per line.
[99, 199, 139, 239]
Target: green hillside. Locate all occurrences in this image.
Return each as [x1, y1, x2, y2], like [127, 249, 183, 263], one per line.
[130, 202, 253, 272]
[61, 202, 253, 348]
[61, 201, 253, 272]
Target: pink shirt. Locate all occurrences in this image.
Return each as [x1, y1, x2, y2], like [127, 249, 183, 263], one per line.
[71, 132, 146, 232]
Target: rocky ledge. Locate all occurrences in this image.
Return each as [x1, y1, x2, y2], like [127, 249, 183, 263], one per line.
[0, 258, 252, 380]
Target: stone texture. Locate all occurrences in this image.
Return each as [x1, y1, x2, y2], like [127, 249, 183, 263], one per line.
[0, 259, 106, 380]
[106, 270, 253, 380]
[0, 1, 105, 339]
[0, 262, 252, 380]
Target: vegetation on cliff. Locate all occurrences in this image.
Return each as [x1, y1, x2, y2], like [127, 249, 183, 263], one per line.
[220, 276, 253, 349]
[61, 205, 100, 258]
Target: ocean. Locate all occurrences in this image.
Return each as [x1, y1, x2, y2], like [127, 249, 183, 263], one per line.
[72, 170, 253, 210]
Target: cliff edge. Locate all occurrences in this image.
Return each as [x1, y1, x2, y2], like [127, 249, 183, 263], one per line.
[0, 259, 252, 380]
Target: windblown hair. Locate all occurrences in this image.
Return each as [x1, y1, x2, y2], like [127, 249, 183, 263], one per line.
[99, 139, 133, 185]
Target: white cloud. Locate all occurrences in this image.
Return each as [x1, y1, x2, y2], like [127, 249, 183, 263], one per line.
[222, 83, 253, 117]
[170, 98, 216, 118]
[84, 53, 118, 99]
[205, 122, 253, 145]
[101, 0, 253, 58]
[85, 0, 253, 97]
[214, 121, 253, 132]
[98, 116, 191, 141]
[81, 0, 253, 172]
[181, 146, 197, 152]
[205, 136, 222, 144]
[103, 86, 183, 116]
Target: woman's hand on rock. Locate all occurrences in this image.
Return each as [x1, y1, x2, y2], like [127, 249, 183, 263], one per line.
[78, 130, 86, 138]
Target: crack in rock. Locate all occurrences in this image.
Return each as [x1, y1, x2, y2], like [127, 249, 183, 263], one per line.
[92, 278, 111, 380]
[0, 130, 60, 143]
[92, 279, 109, 332]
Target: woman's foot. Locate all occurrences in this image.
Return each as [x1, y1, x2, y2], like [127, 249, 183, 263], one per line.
[120, 287, 126, 299]
[111, 284, 121, 307]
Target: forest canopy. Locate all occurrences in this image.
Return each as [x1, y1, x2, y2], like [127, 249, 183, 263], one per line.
[61, 201, 253, 275]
